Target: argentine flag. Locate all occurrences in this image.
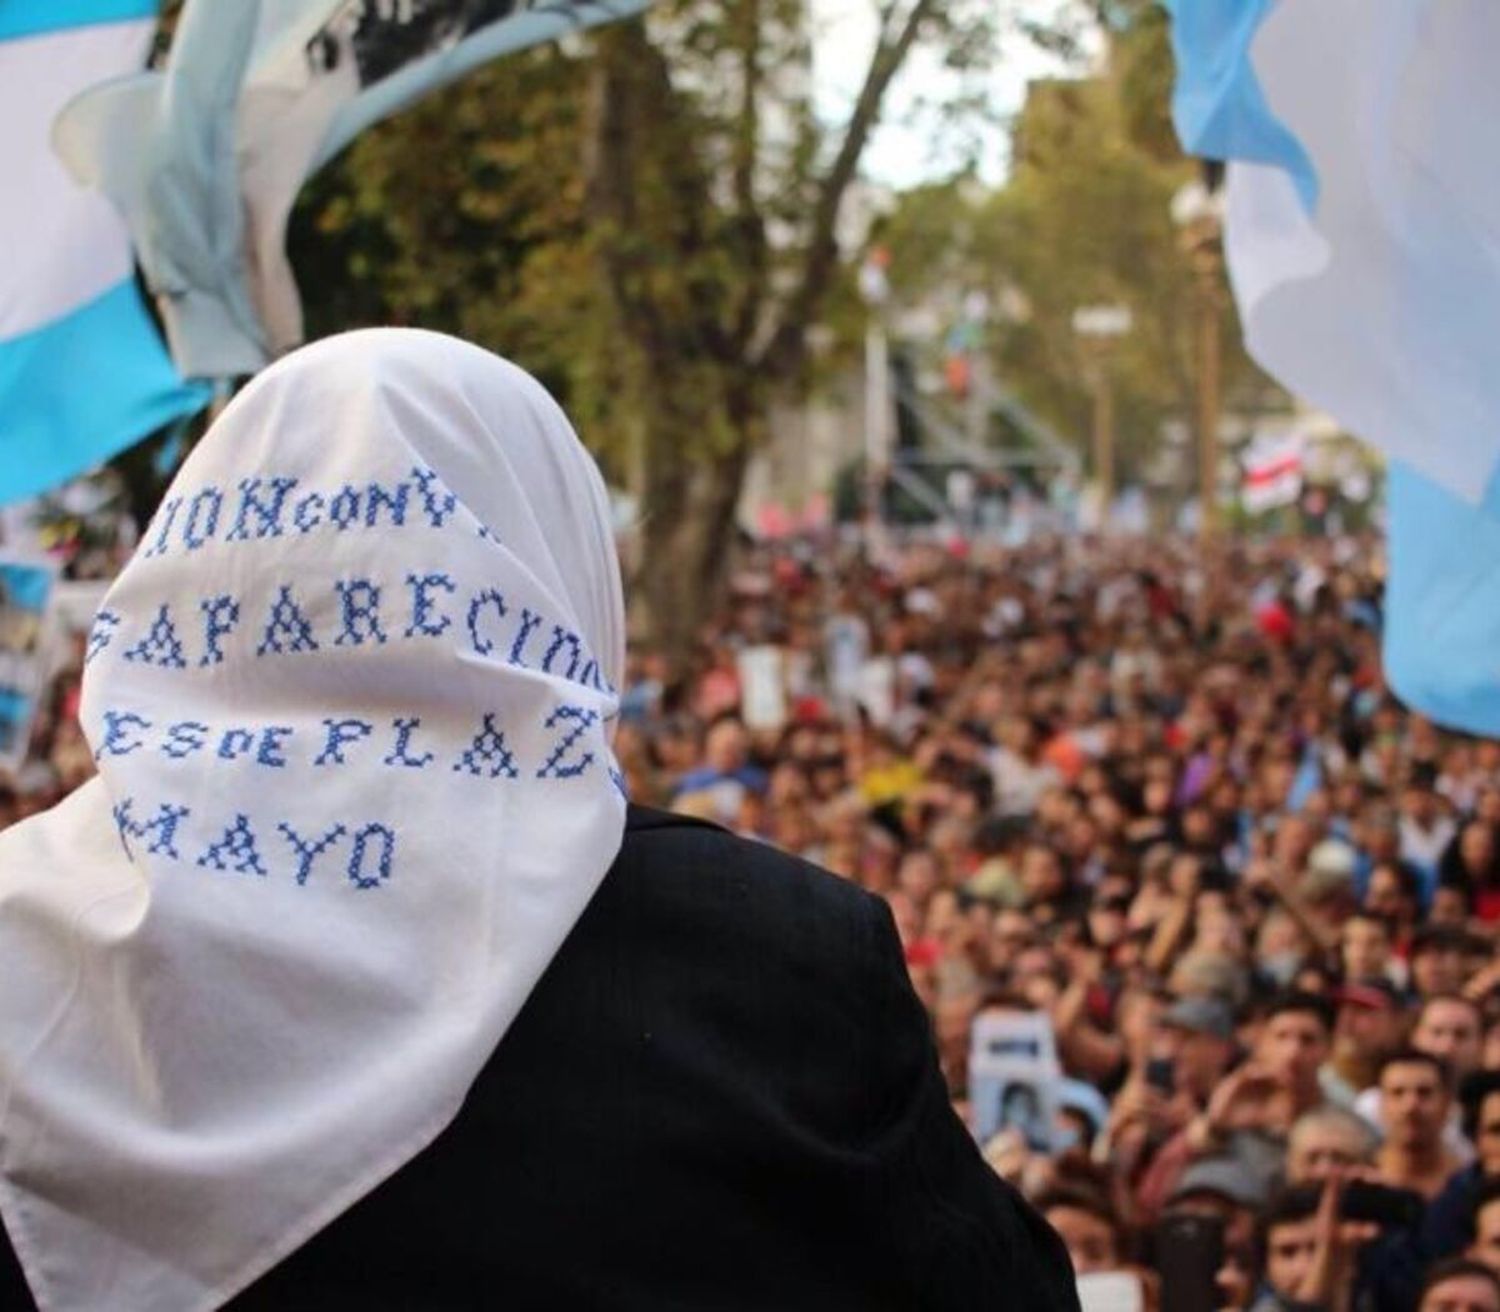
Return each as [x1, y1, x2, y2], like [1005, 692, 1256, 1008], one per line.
[1167, 0, 1500, 735]
[0, 0, 207, 508]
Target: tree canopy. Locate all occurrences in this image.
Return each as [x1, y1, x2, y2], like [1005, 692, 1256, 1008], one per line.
[287, 0, 1034, 663]
[879, 7, 1277, 492]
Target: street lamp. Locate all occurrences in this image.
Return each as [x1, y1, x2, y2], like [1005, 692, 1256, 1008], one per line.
[1172, 174, 1227, 543]
[1072, 304, 1133, 531]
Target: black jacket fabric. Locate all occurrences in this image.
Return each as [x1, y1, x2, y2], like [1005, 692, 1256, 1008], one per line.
[0, 806, 1076, 1310]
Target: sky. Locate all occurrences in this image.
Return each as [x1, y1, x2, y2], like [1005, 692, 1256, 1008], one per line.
[809, 0, 1096, 189]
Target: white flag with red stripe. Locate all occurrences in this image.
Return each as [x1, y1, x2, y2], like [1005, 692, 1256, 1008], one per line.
[1242, 428, 1304, 514]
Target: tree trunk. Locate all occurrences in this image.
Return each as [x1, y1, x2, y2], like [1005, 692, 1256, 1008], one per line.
[632, 384, 755, 678]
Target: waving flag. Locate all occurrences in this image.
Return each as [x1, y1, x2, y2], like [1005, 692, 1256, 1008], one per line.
[1384, 469, 1500, 738]
[1168, 1, 1500, 509]
[58, 0, 653, 379]
[0, 1, 208, 507]
[1166, 0, 1500, 734]
[1241, 426, 1304, 515]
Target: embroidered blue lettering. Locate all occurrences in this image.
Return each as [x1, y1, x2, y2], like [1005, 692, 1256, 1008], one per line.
[293, 492, 325, 533]
[333, 580, 388, 647]
[96, 710, 151, 760]
[199, 595, 240, 666]
[197, 813, 267, 876]
[542, 626, 584, 681]
[217, 728, 257, 761]
[316, 718, 374, 766]
[328, 484, 361, 530]
[86, 610, 120, 665]
[182, 487, 223, 551]
[122, 604, 188, 670]
[508, 608, 543, 668]
[277, 821, 346, 886]
[365, 479, 411, 527]
[256, 585, 319, 656]
[347, 823, 396, 890]
[144, 497, 183, 558]
[162, 721, 209, 760]
[467, 588, 507, 655]
[383, 717, 433, 768]
[403, 572, 455, 638]
[536, 704, 599, 780]
[227, 476, 298, 541]
[412, 466, 457, 527]
[453, 713, 519, 779]
[609, 766, 629, 799]
[112, 798, 190, 861]
[257, 726, 295, 768]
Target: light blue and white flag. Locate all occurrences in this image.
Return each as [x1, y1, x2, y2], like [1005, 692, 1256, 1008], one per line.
[59, 0, 653, 379]
[1168, 0, 1500, 509]
[1166, 0, 1500, 734]
[0, 1, 209, 508]
[1383, 467, 1500, 738]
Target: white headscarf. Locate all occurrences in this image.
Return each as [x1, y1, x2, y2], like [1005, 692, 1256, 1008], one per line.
[0, 329, 627, 1311]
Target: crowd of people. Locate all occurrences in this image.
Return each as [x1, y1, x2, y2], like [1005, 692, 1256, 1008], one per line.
[8, 525, 1500, 1311]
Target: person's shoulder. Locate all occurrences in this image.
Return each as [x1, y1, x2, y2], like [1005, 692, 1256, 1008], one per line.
[624, 805, 871, 895]
[621, 804, 886, 930]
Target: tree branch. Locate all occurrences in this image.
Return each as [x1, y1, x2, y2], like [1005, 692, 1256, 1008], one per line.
[756, 0, 939, 378]
[727, 0, 769, 356]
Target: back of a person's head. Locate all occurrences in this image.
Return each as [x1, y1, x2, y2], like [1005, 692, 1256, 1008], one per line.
[0, 330, 631, 1309]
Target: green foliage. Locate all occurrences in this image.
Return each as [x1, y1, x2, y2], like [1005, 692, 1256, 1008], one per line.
[288, 50, 627, 451]
[282, 1, 1221, 651]
[882, 10, 1276, 486]
[988, 71, 1200, 480]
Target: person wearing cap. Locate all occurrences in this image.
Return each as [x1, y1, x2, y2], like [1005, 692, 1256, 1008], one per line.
[1161, 1157, 1263, 1307]
[1169, 1155, 1272, 1214]
[1320, 979, 1405, 1108]
[1158, 995, 1237, 1107]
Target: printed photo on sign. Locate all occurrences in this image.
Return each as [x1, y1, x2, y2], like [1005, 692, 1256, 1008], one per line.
[0, 557, 59, 776]
[737, 645, 787, 733]
[968, 1010, 1062, 1152]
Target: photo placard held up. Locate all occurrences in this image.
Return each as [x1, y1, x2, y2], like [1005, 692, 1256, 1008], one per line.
[968, 1009, 1062, 1153]
[0, 556, 59, 778]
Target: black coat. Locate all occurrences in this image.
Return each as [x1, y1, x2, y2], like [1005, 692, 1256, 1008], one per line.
[0, 807, 1076, 1310]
